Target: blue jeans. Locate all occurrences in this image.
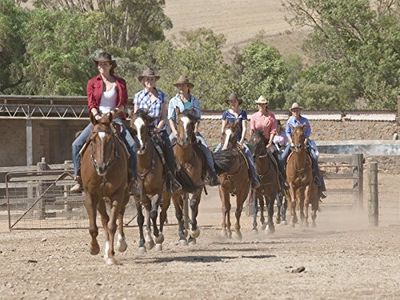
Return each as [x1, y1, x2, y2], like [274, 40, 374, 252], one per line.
[243, 144, 260, 186]
[71, 119, 137, 178]
[195, 133, 217, 173]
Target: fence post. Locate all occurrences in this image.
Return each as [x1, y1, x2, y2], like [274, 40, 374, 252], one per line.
[36, 157, 48, 219]
[368, 161, 379, 226]
[352, 154, 363, 209]
[63, 160, 72, 218]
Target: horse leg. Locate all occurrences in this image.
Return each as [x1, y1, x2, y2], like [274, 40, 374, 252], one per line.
[84, 193, 100, 255]
[116, 192, 129, 252]
[276, 193, 282, 224]
[267, 194, 275, 234]
[103, 199, 120, 265]
[97, 200, 110, 258]
[233, 192, 246, 240]
[159, 191, 171, 234]
[152, 194, 164, 251]
[260, 195, 266, 231]
[143, 201, 155, 250]
[282, 192, 288, 224]
[173, 193, 187, 245]
[188, 190, 202, 245]
[311, 189, 318, 227]
[288, 184, 297, 227]
[251, 191, 258, 232]
[135, 197, 146, 254]
[219, 187, 229, 238]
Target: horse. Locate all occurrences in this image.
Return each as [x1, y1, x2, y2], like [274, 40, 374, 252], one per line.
[130, 109, 171, 252]
[214, 121, 250, 240]
[286, 124, 319, 227]
[171, 111, 206, 245]
[80, 113, 130, 265]
[248, 131, 280, 234]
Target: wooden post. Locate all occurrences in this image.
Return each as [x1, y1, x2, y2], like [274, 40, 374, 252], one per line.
[36, 157, 47, 219]
[26, 118, 33, 166]
[352, 154, 363, 209]
[368, 162, 379, 226]
[63, 160, 72, 217]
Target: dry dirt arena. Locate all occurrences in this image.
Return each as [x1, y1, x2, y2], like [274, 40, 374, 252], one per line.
[0, 173, 399, 299]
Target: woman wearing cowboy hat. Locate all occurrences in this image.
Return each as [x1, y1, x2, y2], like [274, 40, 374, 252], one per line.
[249, 95, 277, 146]
[133, 67, 182, 192]
[282, 102, 326, 198]
[217, 92, 260, 188]
[70, 51, 136, 192]
[168, 75, 219, 186]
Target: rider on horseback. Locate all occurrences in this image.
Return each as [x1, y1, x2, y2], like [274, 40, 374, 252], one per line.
[281, 102, 327, 198]
[133, 67, 182, 193]
[168, 75, 220, 186]
[218, 93, 260, 189]
[70, 51, 136, 193]
[249, 96, 286, 190]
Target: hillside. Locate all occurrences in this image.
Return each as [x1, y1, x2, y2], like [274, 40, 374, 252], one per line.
[164, 0, 309, 59]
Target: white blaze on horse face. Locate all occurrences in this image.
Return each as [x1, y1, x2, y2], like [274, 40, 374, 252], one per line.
[134, 117, 145, 150]
[181, 116, 190, 140]
[222, 129, 232, 150]
[98, 132, 106, 140]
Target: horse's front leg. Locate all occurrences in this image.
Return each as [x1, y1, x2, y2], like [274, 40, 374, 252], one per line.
[159, 190, 171, 234]
[259, 194, 266, 230]
[172, 192, 187, 245]
[304, 185, 311, 227]
[219, 186, 231, 238]
[266, 194, 275, 234]
[135, 197, 146, 254]
[288, 183, 297, 227]
[116, 191, 129, 253]
[251, 190, 258, 232]
[276, 192, 283, 224]
[233, 191, 247, 241]
[143, 199, 155, 250]
[84, 193, 100, 255]
[104, 198, 120, 265]
[188, 189, 202, 245]
[151, 194, 164, 250]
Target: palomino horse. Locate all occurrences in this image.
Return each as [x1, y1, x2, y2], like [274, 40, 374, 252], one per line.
[130, 109, 171, 252]
[248, 131, 280, 233]
[214, 121, 250, 240]
[286, 124, 319, 227]
[171, 111, 206, 245]
[81, 113, 130, 265]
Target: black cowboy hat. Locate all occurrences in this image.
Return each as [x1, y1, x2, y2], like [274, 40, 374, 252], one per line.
[225, 92, 242, 105]
[93, 51, 116, 64]
[173, 75, 194, 88]
[138, 67, 160, 82]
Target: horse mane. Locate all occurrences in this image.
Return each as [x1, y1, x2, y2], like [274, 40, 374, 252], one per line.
[214, 149, 238, 174]
[182, 110, 200, 123]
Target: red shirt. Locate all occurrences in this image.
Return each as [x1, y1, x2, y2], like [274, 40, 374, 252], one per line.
[250, 111, 277, 140]
[87, 74, 128, 119]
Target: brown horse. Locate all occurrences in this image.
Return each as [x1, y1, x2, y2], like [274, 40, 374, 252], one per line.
[215, 121, 250, 240]
[248, 131, 280, 233]
[286, 124, 319, 227]
[130, 109, 171, 252]
[171, 111, 205, 245]
[81, 113, 130, 265]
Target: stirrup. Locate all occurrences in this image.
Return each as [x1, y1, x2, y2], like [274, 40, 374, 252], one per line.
[70, 182, 82, 193]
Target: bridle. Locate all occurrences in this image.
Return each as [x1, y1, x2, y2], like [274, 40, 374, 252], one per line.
[89, 127, 119, 176]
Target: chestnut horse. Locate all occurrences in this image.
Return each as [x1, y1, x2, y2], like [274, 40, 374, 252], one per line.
[215, 121, 250, 240]
[171, 111, 206, 245]
[286, 124, 319, 226]
[248, 131, 280, 234]
[130, 109, 171, 252]
[81, 113, 129, 265]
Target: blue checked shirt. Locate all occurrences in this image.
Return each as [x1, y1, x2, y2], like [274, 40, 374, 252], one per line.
[167, 94, 201, 122]
[285, 115, 311, 138]
[133, 88, 166, 130]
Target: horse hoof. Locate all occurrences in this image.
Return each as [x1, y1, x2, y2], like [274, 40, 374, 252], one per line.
[276, 219, 281, 225]
[220, 230, 228, 238]
[117, 239, 128, 253]
[312, 222, 316, 228]
[232, 231, 242, 241]
[252, 228, 258, 234]
[261, 223, 267, 231]
[155, 233, 164, 244]
[190, 229, 200, 239]
[183, 230, 188, 238]
[90, 244, 100, 256]
[282, 220, 288, 226]
[138, 247, 146, 254]
[155, 244, 163, 251]
[105, 257, 120, 265]
[188, 239, 196, 246]
[268, 225, 275, 234]
[145, 241, 155, 250]
[179, 239, 188, 246]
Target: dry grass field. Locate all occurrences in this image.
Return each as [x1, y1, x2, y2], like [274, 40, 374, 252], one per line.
[164, 0, 309, 58]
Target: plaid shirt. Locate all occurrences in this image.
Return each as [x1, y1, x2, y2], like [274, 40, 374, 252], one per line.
[133, 88, 166, 129]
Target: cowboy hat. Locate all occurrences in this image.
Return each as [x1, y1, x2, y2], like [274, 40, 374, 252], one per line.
[255, 95, 269, 105]
[93, 51, 116, 64]
[173, 75, 194, 88]
[138, 67, 160, 82]
[290, 102, 303, 111]
[225, 92, 242, 105]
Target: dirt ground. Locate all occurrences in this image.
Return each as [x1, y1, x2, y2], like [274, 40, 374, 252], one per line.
[0, 173, 399, 299]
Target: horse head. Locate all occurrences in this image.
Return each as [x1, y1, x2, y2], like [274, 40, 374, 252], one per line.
[131, 109, 155, 154]
[89, 112, 117, 176]
[176, 110, 198, 147]
[291, 124, 307, 152]
[221, 120, 240, 150]
[249, 130, 267, 156]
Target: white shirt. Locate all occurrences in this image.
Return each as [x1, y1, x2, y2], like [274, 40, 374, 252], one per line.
[99, 83, 117, 114]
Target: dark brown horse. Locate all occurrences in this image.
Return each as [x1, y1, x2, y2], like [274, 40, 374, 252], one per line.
[215, 121, 250, 240]
[130, 109, 171, 252]
[248, 131, 280, 233]
[286, 124, 319, 227]
[81, 113, 130, 265]
[171, 111, 205, 245]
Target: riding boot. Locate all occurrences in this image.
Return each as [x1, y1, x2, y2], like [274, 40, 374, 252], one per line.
[70, 176, 82, 193]
[168, 170, 182, 193]
[206, 167, 220, 186]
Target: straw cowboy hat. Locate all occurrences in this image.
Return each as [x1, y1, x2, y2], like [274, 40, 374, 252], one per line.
[255, 95, 269, 105]
[289, 102, 303, 111]
[173, 75, 194, 88]
[138, 67, 160, 82]
[93, 51, 116, 64]
[225, 92, 242, 105]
